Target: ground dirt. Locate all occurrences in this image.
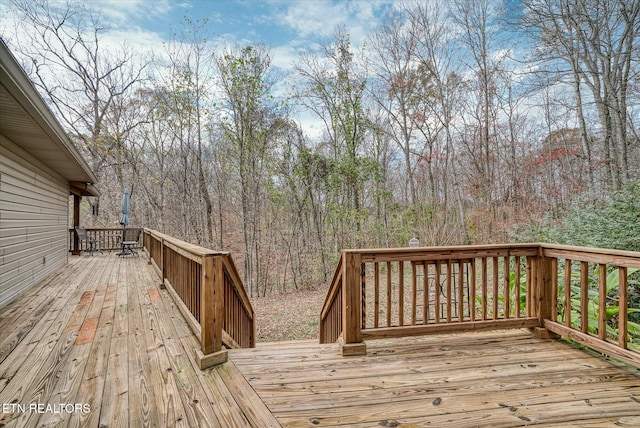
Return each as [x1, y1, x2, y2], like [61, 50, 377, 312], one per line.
[251, 287, 327, 342]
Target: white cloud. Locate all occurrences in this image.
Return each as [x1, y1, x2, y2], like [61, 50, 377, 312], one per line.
[103, 28, 166, 54]
[270, 42, 307, 71]
[276, 0, 390, 46]
[96, 0, 174, 26]
[279, 1, 346, 39]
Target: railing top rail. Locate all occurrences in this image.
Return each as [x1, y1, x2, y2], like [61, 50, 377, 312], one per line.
[320, 255, 344, 320]
[144, 228, 229, 259]
[338, 243, 640, 265]
[541, 243, 640, 267]
[342, 243, 541, 263]
[220, 256, 254, 320]
[68, 227, 129, 230]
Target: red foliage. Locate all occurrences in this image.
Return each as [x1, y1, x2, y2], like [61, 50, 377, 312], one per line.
[525, 147, 580, 169]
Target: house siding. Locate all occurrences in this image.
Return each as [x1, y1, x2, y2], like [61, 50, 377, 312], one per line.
[0, 133, 69, 308]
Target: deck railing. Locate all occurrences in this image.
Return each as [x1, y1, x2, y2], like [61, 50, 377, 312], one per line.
[143, 228, 255, 368]
[68, 227, 142, 253]
[540, 244, 640, 367]
[320, 243, 640, 367]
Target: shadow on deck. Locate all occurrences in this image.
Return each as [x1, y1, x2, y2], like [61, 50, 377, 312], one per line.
[0, 254, 638, 427]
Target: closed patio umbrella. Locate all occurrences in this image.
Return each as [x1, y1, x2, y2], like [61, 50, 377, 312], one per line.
[119, 188, 130, 227]
[118, 188, 131, 256]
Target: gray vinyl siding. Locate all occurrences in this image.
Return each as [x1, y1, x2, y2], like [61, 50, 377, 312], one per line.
[0, 133, 69, 308]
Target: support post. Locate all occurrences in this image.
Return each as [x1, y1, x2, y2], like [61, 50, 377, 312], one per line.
[341, 252, 366, 356]
[531, 253, 560, 339]
[72, 193, 81, 255]
[197, 254, 227, 368]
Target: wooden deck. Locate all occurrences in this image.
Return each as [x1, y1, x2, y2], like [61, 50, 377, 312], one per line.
[232, 334, 640, 427]
[0, 254, 639, 427]
[0, 254, 276, 427]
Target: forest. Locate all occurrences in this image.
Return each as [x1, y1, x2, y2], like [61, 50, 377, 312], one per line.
[3, 0, 640, 298]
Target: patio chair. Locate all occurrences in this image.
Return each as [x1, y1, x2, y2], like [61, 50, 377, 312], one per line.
[118, 228, 141, 257]
[75, 227, 103, 256]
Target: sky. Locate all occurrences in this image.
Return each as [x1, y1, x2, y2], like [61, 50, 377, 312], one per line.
[0, 0, 401, 138]
[0, 0, 401, 75]
[0, 0, 534, 140]
[65, 0, 396, 71]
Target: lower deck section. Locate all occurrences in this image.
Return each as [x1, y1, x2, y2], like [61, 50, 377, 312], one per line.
[231, 330, 640, 427]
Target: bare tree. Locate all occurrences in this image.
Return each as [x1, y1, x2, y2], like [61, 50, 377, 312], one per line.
[367, 7, 421, 205]
[451, 0, 504, 205]
[295, 27, 372, 249]
[9, 0, 149, 186]
[522, 0, 640, 189]
[409, 0, 462, 212]
[215, 44, 279, 297]
[163, 18, 217, 246]
[129, 88, 174, 233]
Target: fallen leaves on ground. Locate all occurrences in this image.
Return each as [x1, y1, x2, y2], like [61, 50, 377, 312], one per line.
[251, 287, 327, 342]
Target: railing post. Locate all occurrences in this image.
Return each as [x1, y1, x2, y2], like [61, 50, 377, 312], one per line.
[531, 251, 560, 339]
[160, 237, 165, 287]
[196, 254, 227, 369]
[158, 237, 166, 289]
[341, 251, 366, 356]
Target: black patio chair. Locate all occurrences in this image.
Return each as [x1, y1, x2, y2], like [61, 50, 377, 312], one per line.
[75, 227, 103, 256]
[118, 228, 141, 257]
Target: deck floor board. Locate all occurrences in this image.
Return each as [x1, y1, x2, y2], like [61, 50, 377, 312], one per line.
[0, 253, 638, 427]
[231, 326, 640, 427]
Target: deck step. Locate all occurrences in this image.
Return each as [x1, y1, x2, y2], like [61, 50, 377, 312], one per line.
[215, 362, 280, 427]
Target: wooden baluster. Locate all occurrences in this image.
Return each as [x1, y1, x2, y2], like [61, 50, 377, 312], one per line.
[412, 262, 417, 325]
[234, 284, 239, 343]
[435, 261, 441, 323]
[504, 256, 510, 319]
[550, 258, 558, 322]
[492, 257, 499, 319]
[361, 263, 366, 330]
[514, 256, 521, 318]
[580, 261, 589, 334]
[564, 259, 572, 328]
[189, 259, 193, 318]
[386, 261, 392, 328]
[399, 261, 404, 326]
[526, 257, 533, 317]
[192, 259, 196, 320]
[446, 259, 452, 323]
[187, 258, 190, 316]
[598, 264, 607, 341]
[236, 288, 240, 343]
[470, 258, 476, 322]
[337, 286, 343, 342]
[481, 258, 488, 320]
[619, 267, 628, 349]
[458, 261, 464, 321]
[423, 263, 429, 324]
[374, 262, 379, 329]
